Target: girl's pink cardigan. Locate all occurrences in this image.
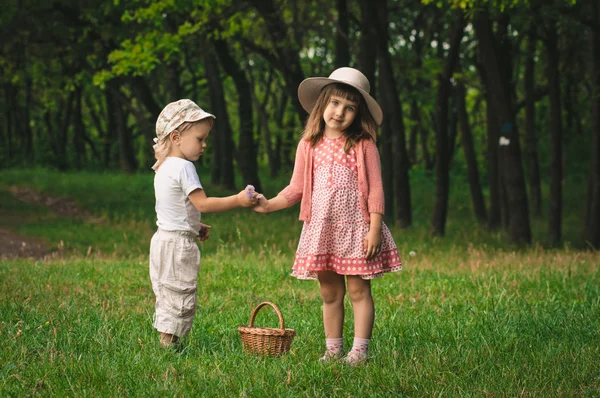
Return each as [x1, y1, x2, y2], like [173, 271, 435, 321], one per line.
[279, 138, 385, 223]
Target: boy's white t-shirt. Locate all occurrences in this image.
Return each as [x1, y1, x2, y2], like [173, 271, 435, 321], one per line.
[154, 157, 202, 234]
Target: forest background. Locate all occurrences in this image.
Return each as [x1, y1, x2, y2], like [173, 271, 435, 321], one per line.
[1, 0, 598, 248]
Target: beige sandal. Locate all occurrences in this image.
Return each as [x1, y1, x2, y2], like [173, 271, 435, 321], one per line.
[342, 350, 368, 366]
[319, 349, 344, 363]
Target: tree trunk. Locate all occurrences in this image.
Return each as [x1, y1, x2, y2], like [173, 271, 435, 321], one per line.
[358, 0, 377, 87]
[3, 83, 15, 161]
[421, 114, 434, 173]
[409, 101, 421, 165]
[546, 23, 563, 246]
[167, 62, 182, 100]
[213, 38, 262, 192]
[56, 91, 75, 171]
[447, 99, 458, 165]
[585, 0, 600, 248]
[23, 76, 34, 158]
[456, 82, 488, 223]
[108, 84, 137, 173]
[334, 0, 350, 68]
[372, 0, 412, 228]
[474, 11, 532, 244]
[378, 103, 395, 222]
[250, 0, 307, 121]
[203, 42, 235, 191]
[272, 91, 289, 176]
[130, 76, 163, 156]
[73, 87, 86, 169]
[103, 90, 115, 168]
[524, 30, 542, 216]
[478, 64, 502, 229]
[430, 11, 464, 236]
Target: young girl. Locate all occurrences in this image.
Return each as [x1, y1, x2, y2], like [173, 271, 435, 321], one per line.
[150, 99, 258, 347]
[254, 67, 402, 365]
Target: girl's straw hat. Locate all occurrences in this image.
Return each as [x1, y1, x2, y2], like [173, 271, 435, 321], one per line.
[155, 99, 215, 141]
[297, 67, 383, 125]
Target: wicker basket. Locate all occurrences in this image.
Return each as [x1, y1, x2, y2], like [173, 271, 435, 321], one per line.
[238, 302, 296, 356]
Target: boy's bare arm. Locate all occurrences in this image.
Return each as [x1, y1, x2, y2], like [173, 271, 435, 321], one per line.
[188, 188, 256, 213]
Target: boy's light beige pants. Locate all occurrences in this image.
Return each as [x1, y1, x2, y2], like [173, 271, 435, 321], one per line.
[149, 229, 200, 338]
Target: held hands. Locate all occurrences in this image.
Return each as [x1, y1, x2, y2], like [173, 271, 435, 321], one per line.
[363, 228, 382, 260]
[252, 195, 269, 213]
[237, 185, 264, 208]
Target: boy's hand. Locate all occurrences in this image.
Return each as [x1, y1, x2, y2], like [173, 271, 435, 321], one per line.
[237, 190, 257, 208]
[198, 223, 211, 241]
[252, 195, 269, 213]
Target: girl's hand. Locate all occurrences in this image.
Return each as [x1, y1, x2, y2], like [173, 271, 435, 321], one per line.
[253, 195, 269, 213]
[363, 228, 382, 260]
[237, 190, 257, 208]
[198, 223, 211, 241]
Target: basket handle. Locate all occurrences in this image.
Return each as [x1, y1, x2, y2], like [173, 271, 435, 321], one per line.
[248, 302, 286, 335]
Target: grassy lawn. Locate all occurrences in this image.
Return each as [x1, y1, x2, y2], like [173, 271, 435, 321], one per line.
[1, 168, 599, 396]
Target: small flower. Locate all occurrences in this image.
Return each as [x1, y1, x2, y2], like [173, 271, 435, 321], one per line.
[245, 185, 255, 199]
[409, 251, 416, 257]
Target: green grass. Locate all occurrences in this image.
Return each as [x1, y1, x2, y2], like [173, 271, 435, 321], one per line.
[1, 168, 599, 396]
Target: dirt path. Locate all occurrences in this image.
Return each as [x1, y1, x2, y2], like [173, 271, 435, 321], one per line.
[0, 227, 50, 260]
[1, 186, 95, 260]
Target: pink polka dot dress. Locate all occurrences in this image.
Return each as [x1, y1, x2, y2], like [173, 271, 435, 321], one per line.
[292, 136, 402, 280]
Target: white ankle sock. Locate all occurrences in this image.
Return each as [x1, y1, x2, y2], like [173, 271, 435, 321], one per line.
[325, 337, 343, 353]
[350, 337, 370, 355]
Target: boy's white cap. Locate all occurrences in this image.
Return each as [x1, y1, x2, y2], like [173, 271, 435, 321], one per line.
[297, 67, 383, 125]
[155, 99, 215, 141]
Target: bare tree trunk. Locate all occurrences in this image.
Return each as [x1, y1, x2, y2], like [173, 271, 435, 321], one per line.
[3, 83, 15, 161]
[102, 91, 116, 168]
[421, 116, 434, 173]
[213, 38, 261, 192]
[585, 0, 600, 248]
[478, 64, 502, 229]
[546, 22, 563, 246]
[447, 99, 458, 165]
[56, 91, 76, 171]
[130, 76, 163, 163]
[167, 62, 182, 100]
[372, 0, 412, 227]
[108, 84, 137, 173]
[203, 42, 235, 190]
[73, 87, 86, 169]
[358, 0, 377, 87]
[430, 11, 464, 236]
[334, 0, 350, 68]
[23, 76, 34, 158]
[272, 91, 289, 175]
[457, 82, 488, 223]
[249, 0, 307, 121]
[474, 11, 531, 244]
[409, 101, 421, 165]
[524, 30, 542, 216]
[250, 72, 276, 177]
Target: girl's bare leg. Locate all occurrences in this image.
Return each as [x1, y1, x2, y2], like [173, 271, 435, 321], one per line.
[344, 275, 374, 365]
[346, 275, 374, 338]
[317, 271, 346, 338]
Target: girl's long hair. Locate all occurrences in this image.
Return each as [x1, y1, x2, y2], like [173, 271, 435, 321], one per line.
[151, 120, 203, 171]
[302, 83, 378, 152]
